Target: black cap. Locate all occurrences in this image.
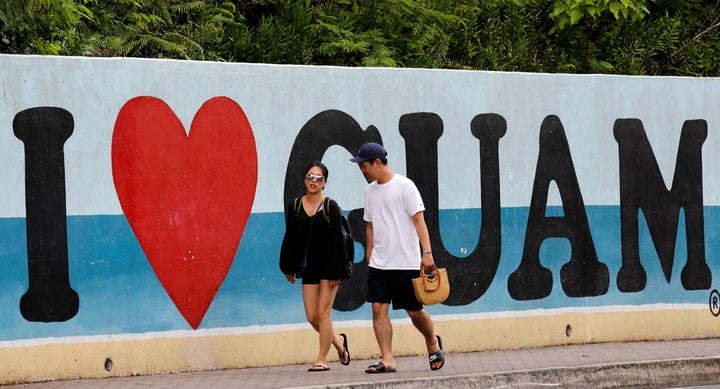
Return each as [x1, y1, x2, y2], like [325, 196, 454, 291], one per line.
[350, 142, 387, 163]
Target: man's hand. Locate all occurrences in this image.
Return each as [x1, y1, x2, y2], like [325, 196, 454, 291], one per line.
[421, 252, 435, 269]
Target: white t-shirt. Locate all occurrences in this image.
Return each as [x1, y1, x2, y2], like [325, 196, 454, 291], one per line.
[363, 174, 425, 270]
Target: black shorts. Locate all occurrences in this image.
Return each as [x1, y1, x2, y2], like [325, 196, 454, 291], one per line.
[366, 267, 422, 311]
[300, 272, 321, 285]
[300, 263, 321, 285]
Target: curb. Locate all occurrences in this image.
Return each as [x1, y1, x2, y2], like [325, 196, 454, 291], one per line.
[298, 357, 720, 388]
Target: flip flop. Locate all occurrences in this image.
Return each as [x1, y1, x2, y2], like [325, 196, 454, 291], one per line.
[365, 362, 396, 374]
[308, 364, 330, 372]
[338, 333, 350, 366]
[429, 335, 445, 371]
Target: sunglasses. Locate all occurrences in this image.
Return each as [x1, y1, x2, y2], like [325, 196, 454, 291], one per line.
[305, 173, 325, 183]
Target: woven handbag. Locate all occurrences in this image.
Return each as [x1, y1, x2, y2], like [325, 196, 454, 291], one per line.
[412, 265, 450, 306]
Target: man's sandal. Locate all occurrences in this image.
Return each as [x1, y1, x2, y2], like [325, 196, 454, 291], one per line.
[365, 362, 396, 373]
[429, 335, 445, 371]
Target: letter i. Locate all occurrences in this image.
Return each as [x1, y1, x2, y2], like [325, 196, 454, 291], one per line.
[14, 107, 79, 322]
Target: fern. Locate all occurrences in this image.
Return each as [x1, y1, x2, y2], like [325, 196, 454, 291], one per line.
[3, 0, 720, 76]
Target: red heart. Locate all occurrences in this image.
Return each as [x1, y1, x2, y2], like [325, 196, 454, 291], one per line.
[112, 96, 257, 329]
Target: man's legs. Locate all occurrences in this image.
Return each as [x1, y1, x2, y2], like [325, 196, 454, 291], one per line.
[370, 302, 396, 369]
[407, 309, 443, 369]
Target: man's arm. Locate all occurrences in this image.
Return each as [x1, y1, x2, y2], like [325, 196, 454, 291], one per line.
[412, 211, 435, 268]
[365, 221, 374, 263]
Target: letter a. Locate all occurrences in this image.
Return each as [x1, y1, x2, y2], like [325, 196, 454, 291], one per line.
[509, 115, 609, 300]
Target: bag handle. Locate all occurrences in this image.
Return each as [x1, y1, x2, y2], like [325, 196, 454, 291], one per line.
[420, 264, 441, 292]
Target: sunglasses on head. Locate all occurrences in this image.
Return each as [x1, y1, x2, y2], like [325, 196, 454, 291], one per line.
[305, 173, 325, 183]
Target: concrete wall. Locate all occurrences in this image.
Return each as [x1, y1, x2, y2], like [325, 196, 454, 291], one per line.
[1, 54, 720, 383]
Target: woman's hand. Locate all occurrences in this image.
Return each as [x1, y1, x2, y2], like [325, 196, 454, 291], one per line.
[284, 274, 296, 284]
[329, 279, 340, 287]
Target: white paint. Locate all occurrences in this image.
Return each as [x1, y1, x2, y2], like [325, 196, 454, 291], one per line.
[1, 55, 719, 217]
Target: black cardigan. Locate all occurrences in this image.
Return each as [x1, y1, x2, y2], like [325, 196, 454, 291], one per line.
[279, 197, 350, 280]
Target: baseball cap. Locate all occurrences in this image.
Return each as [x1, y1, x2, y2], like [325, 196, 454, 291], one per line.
[350, 142, 387, 163]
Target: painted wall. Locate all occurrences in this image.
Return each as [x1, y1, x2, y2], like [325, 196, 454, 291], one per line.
[1, 54, 720, 383]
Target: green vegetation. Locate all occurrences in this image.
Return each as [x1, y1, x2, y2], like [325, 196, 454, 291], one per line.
[2, 0, 719, 76]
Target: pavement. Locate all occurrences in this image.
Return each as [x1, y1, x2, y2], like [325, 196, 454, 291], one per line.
[7, 338, 720, 388]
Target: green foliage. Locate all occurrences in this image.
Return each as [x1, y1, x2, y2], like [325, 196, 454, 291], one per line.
[82, 0, 238, 60]
[229, 0, 470, 68]
[0, 0, 94, 55]
[2, 0, 720, 76]
[549, 0, 650, 33]
[230, 0, 317, 64]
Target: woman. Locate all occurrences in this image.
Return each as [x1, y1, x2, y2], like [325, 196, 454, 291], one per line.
[279, 161, 351, 372]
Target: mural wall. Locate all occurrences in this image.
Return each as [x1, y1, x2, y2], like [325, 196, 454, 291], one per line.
[2, 54, 720, 383]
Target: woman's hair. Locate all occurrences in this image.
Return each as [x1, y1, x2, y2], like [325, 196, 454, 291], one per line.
[305, 160, 329, 180]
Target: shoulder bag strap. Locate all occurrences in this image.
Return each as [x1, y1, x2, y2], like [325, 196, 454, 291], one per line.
[322, 197, 332, 224]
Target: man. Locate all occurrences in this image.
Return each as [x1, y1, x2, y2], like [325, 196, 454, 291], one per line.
[350, 142, 445, 373]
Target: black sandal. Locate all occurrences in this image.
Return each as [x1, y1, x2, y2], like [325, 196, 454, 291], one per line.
[308, 364, 329, 372]
[429, 335, 445, 371]
[338, 333, 350, 366]
[365, 362, 396, 373]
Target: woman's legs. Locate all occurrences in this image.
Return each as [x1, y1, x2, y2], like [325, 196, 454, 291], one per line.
[302, 284, 321, 331]
[303, 280, 344, 366]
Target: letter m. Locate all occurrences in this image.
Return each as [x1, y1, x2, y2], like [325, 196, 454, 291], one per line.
[614, 119, 710, 292]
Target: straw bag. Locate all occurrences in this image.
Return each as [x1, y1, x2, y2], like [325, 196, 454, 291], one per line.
[412, 265, 450, 306]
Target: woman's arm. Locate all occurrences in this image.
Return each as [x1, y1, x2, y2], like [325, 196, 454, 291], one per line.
[279, 199, 299, 277]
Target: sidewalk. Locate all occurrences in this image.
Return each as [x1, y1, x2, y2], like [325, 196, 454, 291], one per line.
[9, 338, 720, 388]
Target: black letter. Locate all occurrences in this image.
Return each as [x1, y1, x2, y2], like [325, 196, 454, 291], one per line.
[283, 110, 382, 311]
[508, 115, 609, 300]
[615, 119, 710, 292]
[14, 107, 79, 322]
[400, 112, 505, 305]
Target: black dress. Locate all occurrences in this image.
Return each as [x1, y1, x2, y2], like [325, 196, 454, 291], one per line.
[279, 197, 349, 283]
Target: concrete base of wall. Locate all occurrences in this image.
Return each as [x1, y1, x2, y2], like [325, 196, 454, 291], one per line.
[2, 307, 716, 384]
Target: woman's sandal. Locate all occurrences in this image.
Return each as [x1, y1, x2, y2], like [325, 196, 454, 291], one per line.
[429, 335, 445, 371]
[308, 363, 330, 372]
[338, 333, 350, 366]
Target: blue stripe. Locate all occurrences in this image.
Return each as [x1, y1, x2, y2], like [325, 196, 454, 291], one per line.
[0, 206, 715, 340]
